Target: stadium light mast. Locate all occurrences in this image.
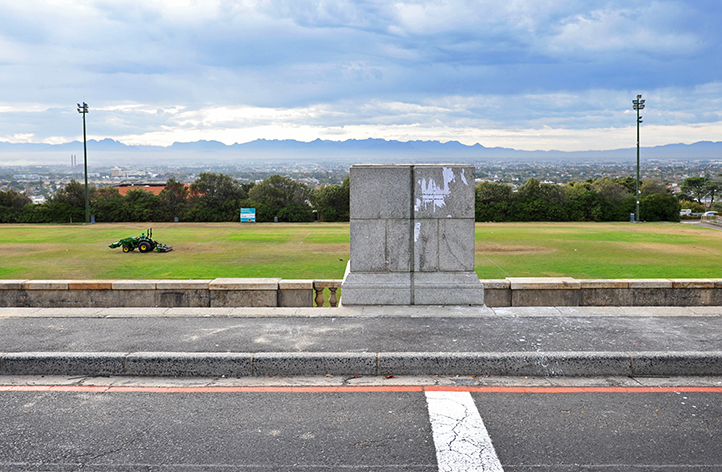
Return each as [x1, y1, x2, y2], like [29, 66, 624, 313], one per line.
[632, 94, 645, 222]
[77, 102, 90, 224]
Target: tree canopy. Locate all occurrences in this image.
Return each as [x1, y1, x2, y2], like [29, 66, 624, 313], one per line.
[9, 173, 683, 224]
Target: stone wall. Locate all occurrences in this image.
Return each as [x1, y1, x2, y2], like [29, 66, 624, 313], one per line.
[481, 278, 722, 307]
[2, 278, 722, 307]
[0, 279, 319, 308]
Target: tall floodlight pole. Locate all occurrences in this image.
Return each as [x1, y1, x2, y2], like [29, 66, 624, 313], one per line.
[77, 102, 90, 224]
[632, 94, 645, 222]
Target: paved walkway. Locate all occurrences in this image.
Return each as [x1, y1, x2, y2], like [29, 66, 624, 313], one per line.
[1, 306, 720, 377]
[682, 220, 722, 231]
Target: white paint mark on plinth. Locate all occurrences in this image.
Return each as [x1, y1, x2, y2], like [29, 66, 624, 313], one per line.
[417, 167, 457, 212]
[425, 391, 504, 472]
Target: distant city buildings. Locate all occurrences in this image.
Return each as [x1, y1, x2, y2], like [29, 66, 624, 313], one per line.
[1, 159, 721, 201]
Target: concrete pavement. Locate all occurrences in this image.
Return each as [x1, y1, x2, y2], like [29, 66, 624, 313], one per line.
[1, 305, 721, 377]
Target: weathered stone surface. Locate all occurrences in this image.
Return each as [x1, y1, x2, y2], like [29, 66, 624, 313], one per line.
[209, 278, 280, 290]
[413, 272, 484, 306]
[628, 279, 673, 289]
[412, 218, 478, 272]
[579, 279, 629, 289]
[210, 290, 277, 307]
[508, 277, 580, 290]
[279, 280, 313, 307]
[156, 280, 212, 290]
[711, 289, 722, 305]
[632, 288, 715, 306]
[112, 280, 159, 290]
[349, 219, 390, 272]
[438, 219, 476, 272]
[208, 279, 280, 306]
[0, 290, 24, 307]
[671, 279, 715, 289]
[156, 290, 210, 308]
[483, 289, 512, 307]
[512, 289, 581, 307]
[0, 280, 28, 290]
[21, 290, 97, 308]
[23, 280, 70, 290]
[68, 280, 114, 290]
[278, 289, 312, 307]
[413, 220, 439, 272]
[340, 272, 412, 305]
[480, 279, 511, 290]
[350, 165, 411, 219]
[386, 219, 413, 271]
[343, 164, 482, 305]
[580, 288, 634, 306]
[279, 280, 314, 290]
[412, 165, 475, 219]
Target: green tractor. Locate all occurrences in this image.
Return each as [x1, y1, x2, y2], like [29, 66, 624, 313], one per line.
[109, 228, 173, 253]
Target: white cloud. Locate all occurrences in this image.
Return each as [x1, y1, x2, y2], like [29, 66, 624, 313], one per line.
[0, 0, 719, 153]
[547, 4, 702, 56]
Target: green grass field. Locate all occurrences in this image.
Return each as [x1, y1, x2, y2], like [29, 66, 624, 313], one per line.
[0, 222, 720, 280]
[475, 222, 722, 279]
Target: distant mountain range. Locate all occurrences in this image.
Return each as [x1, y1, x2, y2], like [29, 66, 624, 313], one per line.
[1, 138, 721, 167]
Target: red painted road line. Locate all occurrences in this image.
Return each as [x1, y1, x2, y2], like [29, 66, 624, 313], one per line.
[0, 385, 425, 393]
[107, 386, 425, 393]
[425, 386, 722, 393]
[2, 384, 722, 393]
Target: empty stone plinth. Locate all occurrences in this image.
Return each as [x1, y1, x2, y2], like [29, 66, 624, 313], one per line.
[342, 164, 483, 305]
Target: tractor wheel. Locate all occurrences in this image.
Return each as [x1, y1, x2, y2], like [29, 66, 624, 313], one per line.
[122, 245, 131, 253]
[138, 241, 152, 253]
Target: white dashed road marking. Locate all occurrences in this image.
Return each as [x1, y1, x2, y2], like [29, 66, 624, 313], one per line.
[426, 390, 504, 472]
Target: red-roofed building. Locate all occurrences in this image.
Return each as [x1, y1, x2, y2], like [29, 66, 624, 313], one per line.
[114, 183, 190, 196]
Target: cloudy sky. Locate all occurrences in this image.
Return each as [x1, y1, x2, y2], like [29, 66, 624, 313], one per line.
[1, 0, 720, 151]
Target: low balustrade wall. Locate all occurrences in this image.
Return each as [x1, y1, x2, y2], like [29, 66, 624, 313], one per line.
[483, 278, 722, 307]
[1, 277, 722, 308]
[0, 279, 341, 308]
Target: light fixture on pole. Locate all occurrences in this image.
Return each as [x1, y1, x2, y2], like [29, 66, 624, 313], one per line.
[77, 102, 90, 224]
[632, 94, 645, 223]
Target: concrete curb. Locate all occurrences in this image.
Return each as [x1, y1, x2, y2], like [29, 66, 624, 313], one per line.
[2, 351, 722, 378]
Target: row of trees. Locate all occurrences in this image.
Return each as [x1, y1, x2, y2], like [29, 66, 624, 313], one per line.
[475, 177, 682, 222]
[1, 172, 715, 224]
[0, 174, 349, 224]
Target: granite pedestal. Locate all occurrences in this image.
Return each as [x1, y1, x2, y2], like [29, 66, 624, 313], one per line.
[341, 164, 484, 305]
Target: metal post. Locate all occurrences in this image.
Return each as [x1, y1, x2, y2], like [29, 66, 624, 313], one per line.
[77, 102, 90, 224]
[632, 95, 645, 223]
[636, 106, 640, 222]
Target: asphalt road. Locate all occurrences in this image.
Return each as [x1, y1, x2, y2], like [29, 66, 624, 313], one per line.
[1, 381, 721, 471]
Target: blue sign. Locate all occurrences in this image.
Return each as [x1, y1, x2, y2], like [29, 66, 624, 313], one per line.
[240, 208, 256, 223]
